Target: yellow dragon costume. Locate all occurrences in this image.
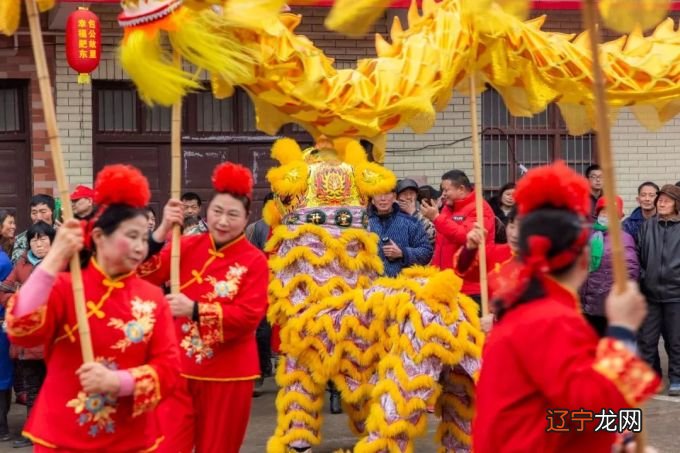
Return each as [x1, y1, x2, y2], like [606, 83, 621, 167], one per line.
[4, 0, 680, 158]
[264, 136, 484, 453]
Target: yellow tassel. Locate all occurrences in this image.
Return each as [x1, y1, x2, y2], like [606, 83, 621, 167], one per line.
[77, 73, 91, 84]
[0, 0, 21, 36]
[168, 10, 255, 87]
[119, 28, 200, 106]
[119, 7, 256, 106]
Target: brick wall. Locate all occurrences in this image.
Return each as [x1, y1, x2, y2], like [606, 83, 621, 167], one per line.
[0, 32, 56, 194]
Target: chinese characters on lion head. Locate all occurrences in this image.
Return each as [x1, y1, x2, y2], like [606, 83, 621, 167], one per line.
[264, 137, 484, 453]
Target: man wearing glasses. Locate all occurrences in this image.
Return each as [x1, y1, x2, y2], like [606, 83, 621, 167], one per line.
[586, 164, 604, 220]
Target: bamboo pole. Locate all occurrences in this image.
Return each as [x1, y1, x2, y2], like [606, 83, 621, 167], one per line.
[582, 1, 628, 294]
[170, 52, 182, 294]
[582, 2, 644, 452]
[469, 74, 489, 316]
[25, 0, 93, 362]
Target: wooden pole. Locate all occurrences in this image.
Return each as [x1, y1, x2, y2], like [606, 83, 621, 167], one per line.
[582, 2, 644, 452]
[469, 74, 489, 316]
[170, 51, 182, 294]
[582, 1, 627, 294]
[25, 0, 93, 362]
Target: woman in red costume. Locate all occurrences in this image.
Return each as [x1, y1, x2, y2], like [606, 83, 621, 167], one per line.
[140, 162, 269, 453]
[4, 165, 181, 452]
[473, 162, 660, 453]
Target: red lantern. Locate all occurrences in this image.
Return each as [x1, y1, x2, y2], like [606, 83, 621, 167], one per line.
[65, 7, 101, 84]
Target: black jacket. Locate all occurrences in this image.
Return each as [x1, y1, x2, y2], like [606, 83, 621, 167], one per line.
[638, 216, 680, 303]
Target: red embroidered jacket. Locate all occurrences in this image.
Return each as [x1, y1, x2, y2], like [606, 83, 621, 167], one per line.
[473, 278, 660, 453]
[5, 259, 180, 452]
[139, 233, 269, 381]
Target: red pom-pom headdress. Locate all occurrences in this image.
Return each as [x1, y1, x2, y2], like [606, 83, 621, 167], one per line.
[514, 160, 591, 217]
[212, 162, 253, 199]
[94, 164, 151, 208]
[514, 161, 590, 217]
[81, 165, 151, 248]
[491, 161, 591, 318]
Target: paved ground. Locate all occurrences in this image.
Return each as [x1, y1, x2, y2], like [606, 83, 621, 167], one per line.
[2, 346, 679, 452]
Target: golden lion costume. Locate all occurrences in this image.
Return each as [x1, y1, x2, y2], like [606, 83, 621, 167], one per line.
[264, 137, 484, 453]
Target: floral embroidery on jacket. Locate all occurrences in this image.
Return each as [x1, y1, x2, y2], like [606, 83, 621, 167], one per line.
[180, 321, 214, 364]
[66, 358, 118, 437]
[204, 264, 248, 302]
[107, 298, 157, 352]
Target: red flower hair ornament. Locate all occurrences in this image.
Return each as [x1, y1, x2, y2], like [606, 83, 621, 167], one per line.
[514, 160, 591, 217]
[212, 162, 253, 199]
[490, 161, 591, 316]
[82, 164, 151, 248]
[94, 164, 151, 208]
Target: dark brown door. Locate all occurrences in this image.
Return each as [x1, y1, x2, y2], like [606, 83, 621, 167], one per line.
[0, 81, 31, 228]
[93, 143, 171, 218]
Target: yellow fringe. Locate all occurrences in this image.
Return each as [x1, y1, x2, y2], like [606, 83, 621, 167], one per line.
[268, 205, 481, 451]
[0, 0, 20, 36]
[265, 224, 383, 273]
[119, 8, 256, 106]
[272, 137, 304, 165]
[262, 199, 281, 228]
[119, 28, 200, 106]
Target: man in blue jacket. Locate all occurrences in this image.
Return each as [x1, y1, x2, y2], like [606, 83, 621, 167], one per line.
[369, 186, 433, 277]
[622, 181, 658, 242]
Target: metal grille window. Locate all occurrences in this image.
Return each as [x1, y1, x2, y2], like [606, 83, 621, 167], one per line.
[197, 91, 234, 133]
[95, 82, 267, 135]
[97, 87, 137, 132]
[481, 89, 595, 194]
[0, 86, 21, 132]
[145, 105, 171, 133]
[237, 90, 257, 132]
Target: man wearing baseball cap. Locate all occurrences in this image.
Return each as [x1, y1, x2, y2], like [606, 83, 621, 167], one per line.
[70, 185, 95, 221]
[396, 179, 435, 246]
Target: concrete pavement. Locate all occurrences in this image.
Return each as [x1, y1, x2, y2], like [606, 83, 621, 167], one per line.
[2, 351, 679, 453]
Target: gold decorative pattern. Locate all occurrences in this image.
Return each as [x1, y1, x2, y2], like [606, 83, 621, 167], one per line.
[136, 254, 162, 278]
[129, 365, 162, 417]
[593, 338, 661, 406]
[4, 295, 47, 338]
[302, 161, 363, 210]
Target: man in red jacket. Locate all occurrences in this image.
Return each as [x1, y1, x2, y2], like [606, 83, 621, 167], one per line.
[421, 169, 495, 304]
